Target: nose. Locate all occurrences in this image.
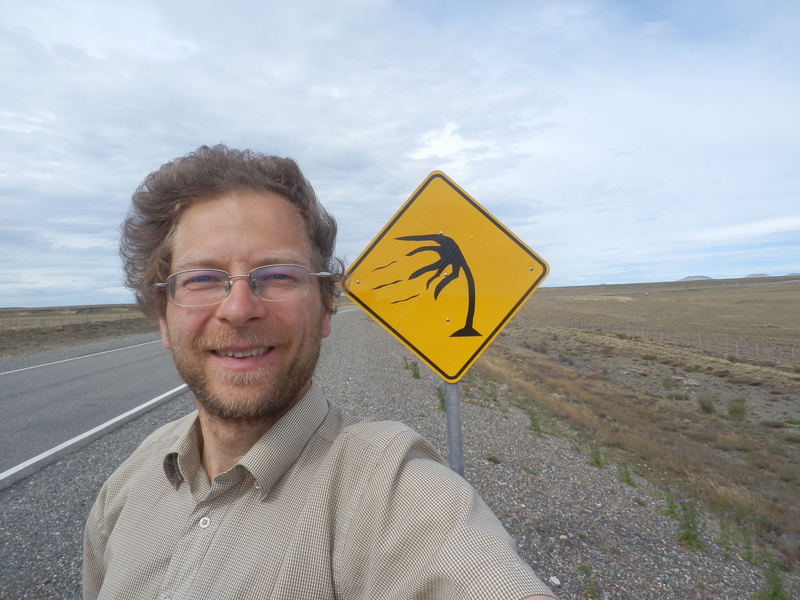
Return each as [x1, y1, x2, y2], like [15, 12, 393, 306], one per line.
[215, 275, 265, 326]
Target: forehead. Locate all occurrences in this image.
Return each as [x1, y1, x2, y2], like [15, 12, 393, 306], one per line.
[170, 189, 312, 269]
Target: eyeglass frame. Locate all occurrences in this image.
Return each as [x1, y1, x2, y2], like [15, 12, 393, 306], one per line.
[154, 263, 332, 307]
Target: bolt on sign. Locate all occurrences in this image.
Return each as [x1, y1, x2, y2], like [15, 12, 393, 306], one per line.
[344, 171, 549, 383]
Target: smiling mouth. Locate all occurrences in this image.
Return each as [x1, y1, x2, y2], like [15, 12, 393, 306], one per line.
[213, 347, 271, 358]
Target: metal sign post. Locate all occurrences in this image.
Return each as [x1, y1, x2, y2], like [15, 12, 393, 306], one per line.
[443, 380, 464, 476]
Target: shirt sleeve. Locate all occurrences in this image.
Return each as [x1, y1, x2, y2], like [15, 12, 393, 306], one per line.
[83, 484, 110, 600]
[334, 427, 555, 600]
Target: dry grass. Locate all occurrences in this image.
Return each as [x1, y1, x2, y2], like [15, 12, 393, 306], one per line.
[0, 304, 147, 329]
[468, 277, 800, 551]
[0, 305, 159, 357]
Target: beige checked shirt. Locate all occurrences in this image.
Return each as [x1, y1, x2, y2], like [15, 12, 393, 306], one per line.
[84, 386, 555, 599]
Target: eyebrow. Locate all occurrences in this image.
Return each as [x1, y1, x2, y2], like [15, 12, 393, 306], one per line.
[171, 254, 310, 273]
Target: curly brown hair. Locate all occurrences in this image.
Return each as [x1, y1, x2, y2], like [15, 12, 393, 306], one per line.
[120, 145, 342, 318]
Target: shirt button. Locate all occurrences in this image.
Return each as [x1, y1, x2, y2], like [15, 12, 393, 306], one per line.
[199, 516, 211, 528]
[253, 481, 261, 490]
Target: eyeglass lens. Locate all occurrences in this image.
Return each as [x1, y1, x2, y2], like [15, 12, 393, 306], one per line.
[168, 265, 311, 306]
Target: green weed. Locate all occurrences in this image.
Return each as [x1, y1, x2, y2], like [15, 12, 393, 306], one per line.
[403, 357, 421, 378]
[617, 462, 635, 486]
[662, 487, 680, 519]
[698, 393, 716, 414]
[522, 339, 549, 354]
[728, 397, 747, 421]
[676, 498, 705, 551]
[753, 555, 790, 600]
[587, 441, 604, 469]
[738, 507, 759, 564]
[410, 361, 420, 379]
[576, 563, 601, 597]
[527, 409, 544, 436]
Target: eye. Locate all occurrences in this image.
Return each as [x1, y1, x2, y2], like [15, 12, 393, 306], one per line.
[252, 265, 305, 285]
[179, 270, 227, 288]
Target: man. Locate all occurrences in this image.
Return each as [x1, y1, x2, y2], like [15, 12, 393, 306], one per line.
[84, 145, 555, 599]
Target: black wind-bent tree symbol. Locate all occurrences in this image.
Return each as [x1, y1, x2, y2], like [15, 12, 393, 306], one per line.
[396, 234, 481, 337]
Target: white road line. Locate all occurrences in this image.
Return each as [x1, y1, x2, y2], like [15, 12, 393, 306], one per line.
[0, 383, 187, 484]
[0, 339, 162, 376]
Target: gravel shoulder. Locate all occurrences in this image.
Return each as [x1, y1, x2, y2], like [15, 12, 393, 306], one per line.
[1, 308, 797, 599]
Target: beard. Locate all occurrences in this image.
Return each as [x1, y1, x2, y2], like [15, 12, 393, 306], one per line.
[169, 320, 323, 424]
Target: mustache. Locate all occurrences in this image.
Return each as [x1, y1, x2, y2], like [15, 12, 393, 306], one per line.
[192, 327, 290, 352]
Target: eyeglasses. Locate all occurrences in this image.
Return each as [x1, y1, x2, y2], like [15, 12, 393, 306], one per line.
[155, 264, 331, 307]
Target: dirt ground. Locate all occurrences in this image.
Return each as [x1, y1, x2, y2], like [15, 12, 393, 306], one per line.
[513, 276, 800, 423]
[0, 305, 159, 357]
[465, 276, 800, 550]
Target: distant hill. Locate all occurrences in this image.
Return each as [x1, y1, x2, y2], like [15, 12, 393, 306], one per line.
[678, 273, 800, 282]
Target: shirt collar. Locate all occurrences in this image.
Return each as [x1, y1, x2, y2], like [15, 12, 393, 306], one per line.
[240, 384, 328, 498]
[163, 414, 202, 491]
[163, 384, 329, 498]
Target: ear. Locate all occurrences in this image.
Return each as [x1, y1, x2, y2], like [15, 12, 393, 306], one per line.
[321, 311, 332, 339]
[159, 317, 171, 349]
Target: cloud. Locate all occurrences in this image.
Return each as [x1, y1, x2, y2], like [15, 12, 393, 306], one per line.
[682, 216, 800, 244]
[0, 0, 798, 306]
[409, 123, 484, 161]
[2, 2, 198, 60]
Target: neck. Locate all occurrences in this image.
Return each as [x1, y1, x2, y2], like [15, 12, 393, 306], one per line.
[196, 409, 274, 481]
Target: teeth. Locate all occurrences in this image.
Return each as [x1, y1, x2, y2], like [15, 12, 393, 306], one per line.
[219, 348, 268, 358]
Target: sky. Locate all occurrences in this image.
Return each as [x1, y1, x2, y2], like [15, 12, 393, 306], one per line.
[1, 0, 798, 308]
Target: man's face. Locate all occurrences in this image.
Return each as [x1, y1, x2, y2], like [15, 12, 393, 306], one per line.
[159, 189, 332, 423]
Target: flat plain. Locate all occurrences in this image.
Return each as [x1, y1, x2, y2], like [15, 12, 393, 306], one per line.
[0, 304, 159, 356]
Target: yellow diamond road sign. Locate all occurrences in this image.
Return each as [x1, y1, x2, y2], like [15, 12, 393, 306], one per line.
[344, 171, 549, 383]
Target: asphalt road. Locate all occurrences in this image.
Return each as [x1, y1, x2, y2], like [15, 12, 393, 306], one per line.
[0, 335, 185, 485]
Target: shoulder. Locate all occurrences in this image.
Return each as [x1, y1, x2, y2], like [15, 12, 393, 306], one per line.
[336, 418, 445, 466]
[313, 403, 444, 466]
[326, 418, 477, 524]
[325, 421, 554, 598]
[305, 415, 450, 516]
